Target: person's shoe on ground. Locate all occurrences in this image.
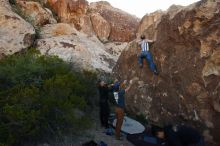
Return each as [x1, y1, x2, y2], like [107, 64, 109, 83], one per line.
[115, 135, 123, 141]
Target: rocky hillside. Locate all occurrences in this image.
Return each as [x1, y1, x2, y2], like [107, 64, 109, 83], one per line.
[46, 0, 139, 42]
[0, 0, 138, 72]
[113, 0, 220, 145]
[0, 0, 35, 57]
[1, 0, 220, 145]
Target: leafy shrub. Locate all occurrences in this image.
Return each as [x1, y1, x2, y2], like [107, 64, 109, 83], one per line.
[0, 49, 97, 146]
[34, 26, 41, 39]
[9, 0, 16, 5]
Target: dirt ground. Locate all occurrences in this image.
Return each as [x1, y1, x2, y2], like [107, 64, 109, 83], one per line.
[73, 123, 134, 146]
[50, 108, 134, 146]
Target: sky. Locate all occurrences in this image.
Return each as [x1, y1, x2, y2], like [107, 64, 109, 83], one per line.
[88, 0, 200, 18]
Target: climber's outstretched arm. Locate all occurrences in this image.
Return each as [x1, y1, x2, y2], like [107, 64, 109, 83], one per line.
[145, 39, 154, 43]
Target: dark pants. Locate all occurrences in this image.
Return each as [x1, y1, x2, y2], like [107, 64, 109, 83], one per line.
[115, 107, 124, 139]
[138, 51, 157, 72]
[188, 138, 205, 146]
[100, 101, 110, 128]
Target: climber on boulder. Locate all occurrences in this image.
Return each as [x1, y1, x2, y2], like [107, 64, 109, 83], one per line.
[137, 35, 159, 75]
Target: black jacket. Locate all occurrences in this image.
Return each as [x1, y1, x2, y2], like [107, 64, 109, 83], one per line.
[98, 85, 111, 103]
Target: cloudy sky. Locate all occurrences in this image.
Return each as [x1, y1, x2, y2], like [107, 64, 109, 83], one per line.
[88, 0, 200, 18]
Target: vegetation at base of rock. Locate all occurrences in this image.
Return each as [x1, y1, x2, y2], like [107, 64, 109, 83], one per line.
[34, 26, 41, 39]
[10, 1, 34, 25]
[9, 0, 58, 37]
[9, 0, 16, 5]
[0, 49, 97, 146]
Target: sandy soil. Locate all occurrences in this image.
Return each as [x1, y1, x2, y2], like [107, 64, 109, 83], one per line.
[49, 108, 134, 146]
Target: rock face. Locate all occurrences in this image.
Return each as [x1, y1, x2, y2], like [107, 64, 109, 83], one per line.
[104, 42, 128, 58]
[79, 15, 95, 36]
[89, 1, 139, 42]
[16, 0, 57, 26]
[137, 5, 185, 40]
[47, 0, 88, 22]
[36, 23, 115, 72]
[114, 0, 220, 145]
[47, 0, 92, 34]
[90, 13, 110, 42]
[0, 0, 35, 56]
[137, 11, 164, 40]
[47, 0, 139, 42]
[38, 23, 77, 39]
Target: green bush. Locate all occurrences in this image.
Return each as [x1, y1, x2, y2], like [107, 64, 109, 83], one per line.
[0, 49, 97, 146]
[9, 0, 16, 5]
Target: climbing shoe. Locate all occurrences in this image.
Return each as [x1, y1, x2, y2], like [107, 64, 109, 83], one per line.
[116, 136, 123, 141]
[115, 134, 124, 141]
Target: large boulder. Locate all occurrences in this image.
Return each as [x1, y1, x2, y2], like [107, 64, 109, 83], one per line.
[89, 1, 140, 42]
[79, 15, 95, 36]
[36, 23, 115, 72]
[0, 0, 35, 56]
[90, 13, 110, 42]
[16, 0, 57, 26]
[113, 0, 220, 145]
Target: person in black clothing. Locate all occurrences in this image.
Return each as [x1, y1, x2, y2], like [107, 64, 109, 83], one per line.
[152, 125, 205, 146]
[97, 80, 112, 129]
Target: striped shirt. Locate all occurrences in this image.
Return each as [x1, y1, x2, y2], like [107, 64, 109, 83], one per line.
[141, 40, 149, 52]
